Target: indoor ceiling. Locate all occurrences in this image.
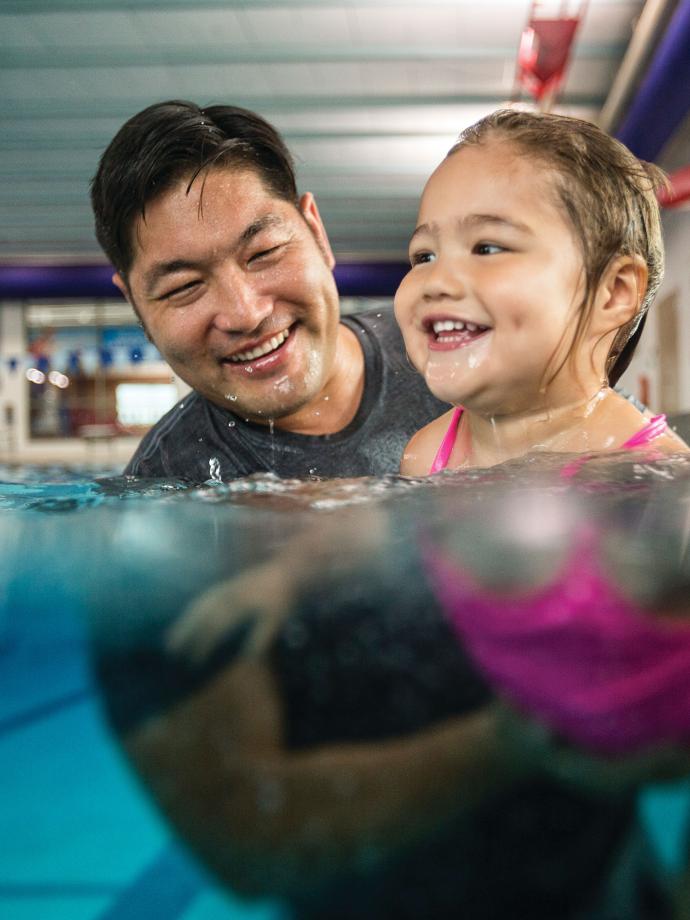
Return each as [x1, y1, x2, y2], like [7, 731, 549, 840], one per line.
[0, 0, 675, 265]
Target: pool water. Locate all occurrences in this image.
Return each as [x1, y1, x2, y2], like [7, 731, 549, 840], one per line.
[1, 458, 690, 918]
[0, 468, 285, 920]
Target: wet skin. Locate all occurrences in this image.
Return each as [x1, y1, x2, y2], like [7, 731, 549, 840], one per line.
[114, 167, 363, 434]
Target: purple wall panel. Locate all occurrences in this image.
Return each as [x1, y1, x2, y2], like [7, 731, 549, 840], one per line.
[0, 262, 410, 301]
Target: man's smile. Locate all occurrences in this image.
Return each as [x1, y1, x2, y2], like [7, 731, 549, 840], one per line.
[220, 323, 297, 373]
[224, 325, 293, 363]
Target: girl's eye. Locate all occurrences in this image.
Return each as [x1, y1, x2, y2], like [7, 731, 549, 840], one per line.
[410, 250, 435, 266]
[473, 242, 505, 255]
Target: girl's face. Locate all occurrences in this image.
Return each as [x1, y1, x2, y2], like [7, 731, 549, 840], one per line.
[394, 140, 590, 415]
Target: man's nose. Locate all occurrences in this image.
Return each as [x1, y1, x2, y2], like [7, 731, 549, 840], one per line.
[212, 271, 273, 334]
[422, 255, 466, 302]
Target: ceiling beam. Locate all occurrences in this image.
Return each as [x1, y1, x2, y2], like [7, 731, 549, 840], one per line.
[0, 93, 605, 120]
[0, 42, 623, 69]
[0, 0, 639, 12]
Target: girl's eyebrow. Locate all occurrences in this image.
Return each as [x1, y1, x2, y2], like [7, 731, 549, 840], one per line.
[410, 213, 533, 242]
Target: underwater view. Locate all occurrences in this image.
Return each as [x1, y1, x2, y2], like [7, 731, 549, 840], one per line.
[2, 455, 690, 919]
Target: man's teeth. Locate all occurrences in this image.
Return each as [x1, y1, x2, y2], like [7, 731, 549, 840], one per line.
[432, 319, 482, 334]
[228, 328, 289, 363]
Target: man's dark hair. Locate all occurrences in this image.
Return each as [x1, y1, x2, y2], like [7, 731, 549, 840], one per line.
[90, 100, 298, 279]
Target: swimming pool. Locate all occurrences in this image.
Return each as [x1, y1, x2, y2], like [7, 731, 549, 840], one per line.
[0, 468, 286, 920]
[2, 458, 690, 919]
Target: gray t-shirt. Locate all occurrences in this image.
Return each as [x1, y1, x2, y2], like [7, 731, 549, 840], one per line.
[124, 308, 447, 480]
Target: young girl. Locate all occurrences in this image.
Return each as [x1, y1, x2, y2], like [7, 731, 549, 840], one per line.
[394, 109, 688, 476]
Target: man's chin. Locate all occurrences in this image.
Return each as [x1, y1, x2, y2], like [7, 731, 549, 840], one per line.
[206, 389, 312, 425]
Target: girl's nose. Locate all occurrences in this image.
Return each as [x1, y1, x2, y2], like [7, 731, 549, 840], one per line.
[422, 256, 466, 302]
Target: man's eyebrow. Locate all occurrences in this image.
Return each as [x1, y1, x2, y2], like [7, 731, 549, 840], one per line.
[142, 213, 286, 296]
[238, 213, 285, 246]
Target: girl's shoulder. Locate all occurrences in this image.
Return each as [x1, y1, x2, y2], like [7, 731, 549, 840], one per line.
[646, 426, 690, 455]
[400, 408, 459, 476]
[600, 392, 689, 454]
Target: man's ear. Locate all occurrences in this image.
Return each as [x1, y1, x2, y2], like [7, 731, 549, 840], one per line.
[112, 272, 151, 340]
[112, 272, 129, 301]
[591, 255, 649, 337]
[299, 192, 336, 270]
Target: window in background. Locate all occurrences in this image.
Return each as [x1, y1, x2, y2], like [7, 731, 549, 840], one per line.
[116, 383, 179, 427]
[25, 302, 176, 439]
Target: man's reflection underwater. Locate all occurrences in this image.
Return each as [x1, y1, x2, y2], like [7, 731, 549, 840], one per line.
[90, 468, 690, 920]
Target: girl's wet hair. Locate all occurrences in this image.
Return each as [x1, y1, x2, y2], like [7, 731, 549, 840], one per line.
[448, 109, 668, 386]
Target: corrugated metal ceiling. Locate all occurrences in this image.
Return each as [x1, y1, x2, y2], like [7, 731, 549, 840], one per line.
[0, 0, 649, 263]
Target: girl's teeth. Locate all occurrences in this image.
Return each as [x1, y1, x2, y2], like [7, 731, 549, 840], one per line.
[229, 328, 289, 362]
[431, 319, 485, 335]
[432, 320, 465, 333]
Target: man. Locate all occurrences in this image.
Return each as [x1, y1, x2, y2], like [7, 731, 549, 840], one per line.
[90, 100, 445, 480]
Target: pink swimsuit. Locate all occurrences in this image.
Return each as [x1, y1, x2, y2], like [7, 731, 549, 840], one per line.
[430, 406, 668, 475]
[425, 406, 686, 755]
[426, 528, 690, 754]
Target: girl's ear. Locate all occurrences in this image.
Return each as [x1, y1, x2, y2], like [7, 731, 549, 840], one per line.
[590, 254, 649, 337]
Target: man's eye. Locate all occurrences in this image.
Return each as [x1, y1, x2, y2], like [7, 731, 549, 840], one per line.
[410, 250, 435, 266]
[473, 242, 505, 255]
[249, 244, 283, 264]
[160, 280, 201, 300]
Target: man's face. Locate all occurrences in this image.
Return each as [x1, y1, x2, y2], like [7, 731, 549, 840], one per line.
[115, 167, 341, 425]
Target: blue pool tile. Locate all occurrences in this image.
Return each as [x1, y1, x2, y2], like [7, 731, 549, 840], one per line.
[95, 843, 206, 919]
[0, 697, 168, 885]
[0, 601, 91, 727]
[639, 780, 690, 875]
[182, 888, 287, 920]
[0, 896, 111, 920]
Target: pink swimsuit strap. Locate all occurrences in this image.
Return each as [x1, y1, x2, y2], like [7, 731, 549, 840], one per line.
[430, 409, 668, 475]
[429, 407, 464, 474]
[619, 413, 668, 448]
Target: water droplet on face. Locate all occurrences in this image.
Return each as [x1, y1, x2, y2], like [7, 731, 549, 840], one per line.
[226, 393, 238, 401]
[228, 420, 235, 428]
[245, 366, 254, 374]
[323, 396, 329, 401]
